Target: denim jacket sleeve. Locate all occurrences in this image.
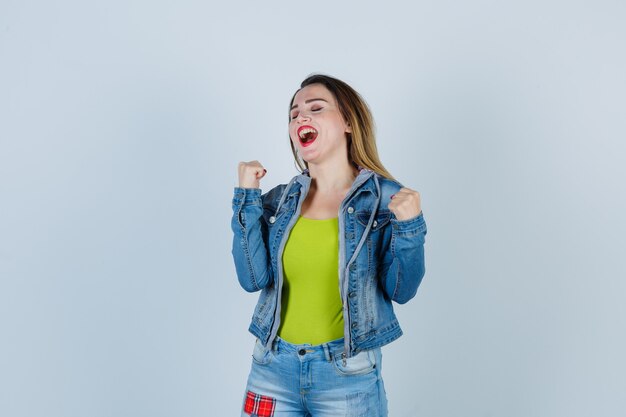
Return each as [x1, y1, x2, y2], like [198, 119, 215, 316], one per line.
[379, 211, 427, 304]
[231, 187, 272, 292]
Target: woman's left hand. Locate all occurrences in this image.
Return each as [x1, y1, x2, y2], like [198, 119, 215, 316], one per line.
[388, 187, 422, 221]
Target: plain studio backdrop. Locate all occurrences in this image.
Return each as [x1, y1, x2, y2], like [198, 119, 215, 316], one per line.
[1, 1, 625, 416]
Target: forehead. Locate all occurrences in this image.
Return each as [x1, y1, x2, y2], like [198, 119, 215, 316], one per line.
[292, 83, 335, 105]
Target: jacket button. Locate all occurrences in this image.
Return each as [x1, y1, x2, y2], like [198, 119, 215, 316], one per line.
[269, 216, 276, 224]
[351, 322, 358, 328]
[349, 291, 356, 298]
[373, 220, 378, 227]
[349, 263, 356, 271]
[347, 207, 354, 214]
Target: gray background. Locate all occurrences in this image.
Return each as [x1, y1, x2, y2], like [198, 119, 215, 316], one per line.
[1, 1, 625, 416]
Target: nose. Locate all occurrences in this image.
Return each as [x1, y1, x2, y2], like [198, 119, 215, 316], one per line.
[295, 111, 311, 123]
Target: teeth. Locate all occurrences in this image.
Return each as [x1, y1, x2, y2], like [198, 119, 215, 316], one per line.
[299, 128, 317, 139]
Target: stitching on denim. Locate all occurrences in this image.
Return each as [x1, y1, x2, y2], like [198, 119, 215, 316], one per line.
[390, 230, 401, 301]
[254, 285, 273, 326]
[241, 224, 259, 291]
[367, 235, 373, 273]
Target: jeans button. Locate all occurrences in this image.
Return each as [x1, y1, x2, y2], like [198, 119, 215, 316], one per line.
[298, 349, 306, 356]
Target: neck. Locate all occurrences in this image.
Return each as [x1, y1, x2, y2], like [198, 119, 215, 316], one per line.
[307, 159, 359, 193]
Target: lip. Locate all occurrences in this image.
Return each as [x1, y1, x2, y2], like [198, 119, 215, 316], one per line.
[297, 125, 317, 136]
[296, 125, 318, 147]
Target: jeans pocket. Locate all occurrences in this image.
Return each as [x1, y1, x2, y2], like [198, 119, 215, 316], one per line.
[332, 349, 376, 376]
[251, 338, 273, 366]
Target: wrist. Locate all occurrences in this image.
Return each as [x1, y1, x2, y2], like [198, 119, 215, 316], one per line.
[239, 181, 260, 189]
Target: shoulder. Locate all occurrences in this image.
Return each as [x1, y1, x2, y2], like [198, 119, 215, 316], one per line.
[372, 172, 404, 203]
[260, 174, 301, 208]
[261, 183, 287, 201]
[260, 184, 287, 212]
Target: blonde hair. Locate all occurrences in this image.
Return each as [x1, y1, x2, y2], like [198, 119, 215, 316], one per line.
[288, 74, 395, 180]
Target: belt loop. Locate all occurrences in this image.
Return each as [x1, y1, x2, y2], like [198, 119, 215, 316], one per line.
[322, 343, 331, 362]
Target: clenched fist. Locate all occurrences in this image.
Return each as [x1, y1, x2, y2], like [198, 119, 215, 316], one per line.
[388, 187, 422, 221]
[238, 160, 267, 189]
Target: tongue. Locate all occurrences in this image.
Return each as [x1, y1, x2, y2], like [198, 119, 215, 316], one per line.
[301, 131, 318, 143]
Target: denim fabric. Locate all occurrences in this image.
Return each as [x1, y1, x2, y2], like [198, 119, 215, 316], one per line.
[231, 168, 427, 358]
[241, 337, 388, 417]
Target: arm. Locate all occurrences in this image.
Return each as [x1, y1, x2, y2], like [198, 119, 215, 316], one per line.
[231, 187, 272, 292]
[379, 212, 427, 304]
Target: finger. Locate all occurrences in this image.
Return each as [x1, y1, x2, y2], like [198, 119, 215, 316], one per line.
[390, 191, 409, 200]
[394, 187, 414, 196]
[394, 189, 420, 201]
[390, 188, 407, 199]
[239, 161, 265, 173]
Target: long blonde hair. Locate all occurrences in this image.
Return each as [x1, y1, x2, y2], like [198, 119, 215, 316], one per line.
[288, 74, 394, 180]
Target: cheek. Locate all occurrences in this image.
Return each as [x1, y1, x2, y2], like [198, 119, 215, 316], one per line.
[289, 124, 299, 137]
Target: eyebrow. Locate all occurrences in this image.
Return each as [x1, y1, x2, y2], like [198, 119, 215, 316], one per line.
[290, 98, 329, 111]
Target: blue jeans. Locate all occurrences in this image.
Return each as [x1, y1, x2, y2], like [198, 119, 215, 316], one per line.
[241, 336, 388, 417]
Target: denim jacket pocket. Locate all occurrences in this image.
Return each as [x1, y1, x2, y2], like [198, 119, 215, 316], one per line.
[355, 209, 391, 232]
[332, 349, 377, 376]
[263, 192, 298, 227]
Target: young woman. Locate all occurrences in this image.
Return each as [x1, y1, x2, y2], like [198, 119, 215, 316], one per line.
[231, 74, 427, 416]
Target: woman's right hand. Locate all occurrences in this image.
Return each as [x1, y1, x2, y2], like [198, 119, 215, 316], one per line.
[238, 160, 267, 189]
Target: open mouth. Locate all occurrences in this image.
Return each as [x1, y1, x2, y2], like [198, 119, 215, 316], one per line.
[297, 126, 318, 146]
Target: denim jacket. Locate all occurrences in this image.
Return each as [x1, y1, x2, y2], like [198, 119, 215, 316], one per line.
[231, 167, 427, 358]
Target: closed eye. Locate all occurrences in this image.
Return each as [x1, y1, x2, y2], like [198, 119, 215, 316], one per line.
[290, 107, 323, 120]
